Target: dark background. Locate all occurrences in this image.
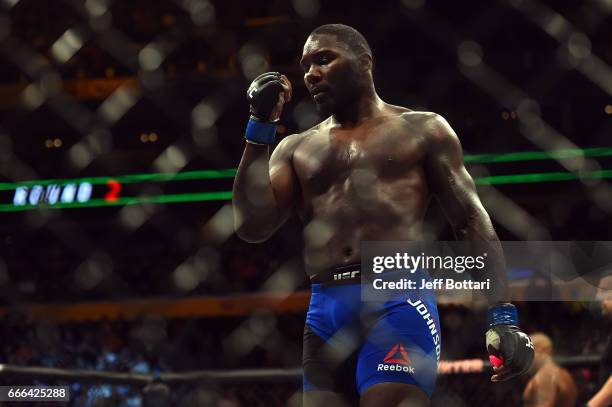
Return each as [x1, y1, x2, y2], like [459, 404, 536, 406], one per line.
[0, 0, 610, 405]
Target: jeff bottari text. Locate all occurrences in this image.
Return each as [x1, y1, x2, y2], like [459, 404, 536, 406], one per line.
[372, 278, 491, 290]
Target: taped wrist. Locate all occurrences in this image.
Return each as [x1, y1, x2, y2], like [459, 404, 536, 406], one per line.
[245, 117, 276, 144]
[488, 303, 518, 327]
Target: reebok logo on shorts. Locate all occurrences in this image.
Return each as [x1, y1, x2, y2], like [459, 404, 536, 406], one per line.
[377, 343, 415, 374]
[384, 343, 411, 365]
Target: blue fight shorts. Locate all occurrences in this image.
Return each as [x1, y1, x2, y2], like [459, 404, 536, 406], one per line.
[303, 264, 441, 401]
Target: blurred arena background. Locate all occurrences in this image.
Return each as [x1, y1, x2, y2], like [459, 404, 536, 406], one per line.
[0, 0, 611, 405]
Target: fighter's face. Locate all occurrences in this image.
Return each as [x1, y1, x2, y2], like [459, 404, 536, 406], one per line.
[300, 34, 366, 117]
[602, 300, 612, 316]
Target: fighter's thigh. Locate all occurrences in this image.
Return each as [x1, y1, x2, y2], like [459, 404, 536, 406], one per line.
[303, 390, 351, 407]
[361, 382, 429, 407]
[302, 324, 359, 402]
[356, 301, 440, 398]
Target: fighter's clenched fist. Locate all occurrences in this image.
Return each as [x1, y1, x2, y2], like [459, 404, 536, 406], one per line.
[486, 303, 535, 382]
[245, 72, 292, 145]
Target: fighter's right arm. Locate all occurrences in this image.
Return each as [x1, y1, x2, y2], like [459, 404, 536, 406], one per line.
[232, 72, 296, 242]
[232, 135, 299, 243]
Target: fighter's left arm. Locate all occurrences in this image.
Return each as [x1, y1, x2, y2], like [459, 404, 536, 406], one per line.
[424, 113, 534, 382]
[423, 113, 506, 301]
[588, 375, 612, 407]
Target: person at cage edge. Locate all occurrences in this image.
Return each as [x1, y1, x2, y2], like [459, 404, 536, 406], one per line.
[232, 24, 534, 406]
[585, 275, 612, 407]
[522, 332, 577, 407]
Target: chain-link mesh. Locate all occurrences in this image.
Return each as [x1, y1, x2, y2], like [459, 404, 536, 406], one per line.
[1, 0, 611, 406]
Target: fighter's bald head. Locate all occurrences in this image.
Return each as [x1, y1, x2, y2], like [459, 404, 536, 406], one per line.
[309, 24, 372, 60]
[531, 332, 553, 356]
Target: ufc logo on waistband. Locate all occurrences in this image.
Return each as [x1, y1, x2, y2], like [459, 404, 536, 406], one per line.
[333, 270, 360, 280]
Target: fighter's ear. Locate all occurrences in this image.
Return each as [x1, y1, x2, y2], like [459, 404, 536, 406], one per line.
[359, 53, 374, 72]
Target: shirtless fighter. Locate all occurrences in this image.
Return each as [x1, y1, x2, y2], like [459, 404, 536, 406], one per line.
[586, 276, 612, 407]
[523, 333, 577, 407]
[232, 24, 534, 406]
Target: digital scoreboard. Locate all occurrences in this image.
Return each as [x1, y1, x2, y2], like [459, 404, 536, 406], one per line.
[0, 170, 236, 212]
[13, 182, 98, 206]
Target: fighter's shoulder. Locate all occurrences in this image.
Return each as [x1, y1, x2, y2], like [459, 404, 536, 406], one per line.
[397, 110, 462, 157]
[277, 117, 330, 146]
[300, 115, 334, 136]
[272, 121, 322, 158]
[397, 110, 455, 137]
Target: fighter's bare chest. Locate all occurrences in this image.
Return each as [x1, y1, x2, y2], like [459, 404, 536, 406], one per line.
[293, 126, 426, 192]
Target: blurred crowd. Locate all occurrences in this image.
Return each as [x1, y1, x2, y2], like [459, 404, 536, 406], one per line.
[0, 231, 304, 303]
[0, 301, 608, 406]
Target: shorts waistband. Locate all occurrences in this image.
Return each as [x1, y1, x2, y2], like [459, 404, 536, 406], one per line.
[310, 263, 361, 286]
